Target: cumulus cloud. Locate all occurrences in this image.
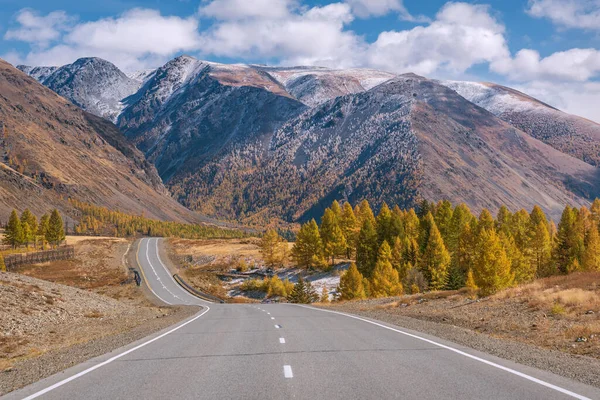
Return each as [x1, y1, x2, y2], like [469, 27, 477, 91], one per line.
[527, 0, 600, 30]
[198, 3, 362, 67]
[199, 0, 297, 20]
[345, 0, 428, 21]
[366, 3, 510, 75]
[492, 48, 600, 82]
[4, 9, 74, 47]
[4, 8, 202, 70]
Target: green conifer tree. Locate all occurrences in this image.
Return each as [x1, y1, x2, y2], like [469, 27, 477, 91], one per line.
[46, 209, 65, 248]
[4, 210, 23, 248]
[356, 219, 378, 278]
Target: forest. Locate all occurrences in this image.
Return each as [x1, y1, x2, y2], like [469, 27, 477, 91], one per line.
[287, 199, 600, 300]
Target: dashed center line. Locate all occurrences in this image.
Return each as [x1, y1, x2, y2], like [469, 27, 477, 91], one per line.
[271, 317, 275, 320]
[279, 338, 286, 344]
[283, 365, 293, 378]
[275, 324, 281, 329]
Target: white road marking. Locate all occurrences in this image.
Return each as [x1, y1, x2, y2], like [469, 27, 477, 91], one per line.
[283, 365, 293, 378]
[297, 305, 591, 400]
[142, 239, 172, 305]
[267, 312, 271, 315]
[279, 338, 286, 344]
[22, 307, 211, 400]
[275, 324, 281, 329]
[271, 317, 275, 320]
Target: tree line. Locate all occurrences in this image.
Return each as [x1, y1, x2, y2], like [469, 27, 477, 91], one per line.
[287, 199, 600, 299]
[3, 209, 65, 250]
[70, 200, 247, 240]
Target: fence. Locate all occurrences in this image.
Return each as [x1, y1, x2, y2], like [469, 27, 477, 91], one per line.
[4, 246, 75, 270]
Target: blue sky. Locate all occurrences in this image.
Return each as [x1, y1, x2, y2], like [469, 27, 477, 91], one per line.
[1, 0, 599, 121]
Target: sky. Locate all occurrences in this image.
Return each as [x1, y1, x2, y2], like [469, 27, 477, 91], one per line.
[0, 0, 599, 122]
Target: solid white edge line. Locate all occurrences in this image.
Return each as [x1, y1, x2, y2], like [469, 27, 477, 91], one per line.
[142, 238, 173, 306]
[153, 238, 212, 305]
[295, 305, 591, 400]
[283, 365, 293, 378]
[22, 306, 211, 400]
[279, 338, 286, 344]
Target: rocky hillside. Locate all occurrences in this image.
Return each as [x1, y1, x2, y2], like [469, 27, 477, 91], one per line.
[16, 56, 600, 222]
[442, 81, 600, 167]
[0, 59, 199, 223]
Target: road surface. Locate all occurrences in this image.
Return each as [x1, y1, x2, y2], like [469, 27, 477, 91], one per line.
[5, 238, 600, 400]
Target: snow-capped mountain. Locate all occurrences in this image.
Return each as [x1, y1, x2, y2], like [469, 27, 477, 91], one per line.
[15, 55, 600, 222]
[16, 65, 58, 83]
[442, 80, 600, 167]
[19, 58, 142, 122]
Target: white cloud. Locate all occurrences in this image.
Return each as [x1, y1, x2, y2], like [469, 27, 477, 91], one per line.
[366, 2, 510, 76]
[345, 0, 428, 21]
[4, 9, 73, 47]
[3, 8, 202, 71]
[492, 48, 600, 82]
[199, 0, 297, 20]
[527, 0, 600, 30]
[198, 3, 362, 67]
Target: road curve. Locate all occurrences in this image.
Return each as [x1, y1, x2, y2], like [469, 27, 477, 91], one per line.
[4, 238, 600, 400]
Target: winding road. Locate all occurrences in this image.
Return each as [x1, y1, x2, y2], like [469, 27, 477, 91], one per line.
[5, 238, 600, 400]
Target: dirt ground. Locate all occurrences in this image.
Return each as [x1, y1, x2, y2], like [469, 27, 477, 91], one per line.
[1, 236, 182, 377]
[327, 272, 600, 360]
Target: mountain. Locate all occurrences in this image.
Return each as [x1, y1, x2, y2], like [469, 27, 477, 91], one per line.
[170, 74, 599, 222]
[16, 56, 600, 222]
[18, 58, 141, 122]
[442, 81, 600, 167]
[0, 59, 200, 223]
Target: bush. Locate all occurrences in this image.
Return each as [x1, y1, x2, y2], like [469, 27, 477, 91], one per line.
[551, 303, 566, 316]
[240, 278, 267, 292]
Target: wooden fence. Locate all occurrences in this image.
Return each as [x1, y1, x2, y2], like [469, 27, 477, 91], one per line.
[5, 246, 75, 270]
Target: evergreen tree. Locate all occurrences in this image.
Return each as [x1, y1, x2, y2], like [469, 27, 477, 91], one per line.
[583, 222, 600, 271]
[338, 263, 366, 300]
[370, 241, 403, 297]
[403, 209, 420, 241]
[291, 220, 326, 269]
[356, 219, 378, 278]
[477, 209, 495, 234]
[390, 205, 405, 239]
[260, 229, 286, 268]
[4, 210, 23, 248]
[340, 202, 359, 258]
[447, 220, 474, 289]
[418, 212, 435, 253]
[46, 209, 65, 247]
[416, 199, 434, 219]
[554, 206, 578, 274]
[496, 205, 512, 233]
[528, 221, 552, 278]
[473, 229, 514, 296]
[357, 200, 376, 226]
[320, 209, 347, 264]
[287, 277, 318, 303]
[38, 214, 49, 250]
[434, 200, 453, 244]
[376, 203, 393, 245]
[20, 209, 37, 247]
[420, 221, 451, 290]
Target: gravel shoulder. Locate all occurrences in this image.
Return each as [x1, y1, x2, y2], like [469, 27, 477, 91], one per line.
[325, 301, 600, 389]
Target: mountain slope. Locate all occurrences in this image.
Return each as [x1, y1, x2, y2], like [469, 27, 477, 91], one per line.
[172, 75, 599, 222]
[442, 81, 600, 167]
[0, 58, 199, 223]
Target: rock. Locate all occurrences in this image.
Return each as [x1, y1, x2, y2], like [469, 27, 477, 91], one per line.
[576, 337, 588, 343]
[585, 310, 594, 315]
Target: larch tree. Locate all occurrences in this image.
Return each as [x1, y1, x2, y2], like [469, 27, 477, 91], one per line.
[434, 199, 453, 244]
[591, 199, 600, 228]
[37, 214, 50, 250]
[465, 268, 478, 299]
[320, 286, 330, 303]
[20, 209, 37, 247]
[340, 202, 358, 258]
[403, 208, 420, 242]
[356, 219, 378, 278]
[260, 229, 286, 268]
[4, 210, 23, 248]
[501, 232, 532, 283]
[477, 209, 495, 235]
[418, 212, 435, 253]
[527, 221, 552, 278]
[46, 209, 65, 248]
[291, 220, 325, 269]
[370, 241, 403, 298]
[509, 209, 531, 251]
[420, 221, 450, 291]
[338, 263, 366, 300]
[554, 206, 578, 274]
[357, 200, 376, 227]
[473, 229, 514, 296]
[583, 222, 600, 271]
[495, 205, 512, 235]
[330, 200, 342, 221]
[321, 208, 347, 264]
[376, 203, 393, 246]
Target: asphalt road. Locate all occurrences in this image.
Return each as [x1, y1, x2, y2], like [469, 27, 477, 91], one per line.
[5, 238, 600, 400]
